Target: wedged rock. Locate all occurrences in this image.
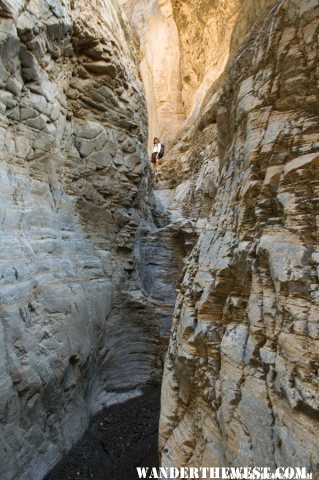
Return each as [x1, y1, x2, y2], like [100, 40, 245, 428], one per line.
[83, 61, 117, 78]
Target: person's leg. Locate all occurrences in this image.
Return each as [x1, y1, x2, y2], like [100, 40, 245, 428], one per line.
[151, 153, 157, 169]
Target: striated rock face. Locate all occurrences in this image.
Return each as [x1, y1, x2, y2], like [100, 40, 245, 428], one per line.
[0, 1, 163, 478]
[122, 0, 268, 148]
[160, 0, 319, 473]
[122, 0, 279, 152]
[122, 0, 185, 150]
[169, 0, 241, 120]
[153, 107, 221, 235]
[2, 0, 319, 477]
[171, 0, 281, 121]
[148, 0, 291, 257]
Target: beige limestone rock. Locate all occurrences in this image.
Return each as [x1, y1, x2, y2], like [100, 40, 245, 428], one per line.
[123, 0, 279, 157]
[170, 0, 242, 119]
[165, 0, 276, 122]
[160, 0, 319, 474]
[122, 0, 185, 151]
[152, 0, 279, 229]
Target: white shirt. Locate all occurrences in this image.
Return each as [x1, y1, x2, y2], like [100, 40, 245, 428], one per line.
[153, 143, 162, 154]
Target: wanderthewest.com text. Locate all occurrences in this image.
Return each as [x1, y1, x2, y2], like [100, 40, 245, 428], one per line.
[136, 467, 313, 480]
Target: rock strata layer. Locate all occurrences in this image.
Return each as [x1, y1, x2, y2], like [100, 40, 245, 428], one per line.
[0, 1, 167, 479]
[160, 0, 319, 473]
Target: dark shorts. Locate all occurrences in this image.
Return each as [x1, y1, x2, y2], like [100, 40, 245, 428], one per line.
[151, 152, 158, 163]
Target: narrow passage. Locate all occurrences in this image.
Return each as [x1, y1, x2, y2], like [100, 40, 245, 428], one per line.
[45, 176, 184, 480]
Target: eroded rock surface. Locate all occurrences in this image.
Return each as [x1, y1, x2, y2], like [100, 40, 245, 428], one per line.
[122, 0, 185, 150]
[0, 1, 165, 478]
[2, 0, 319, 477]
[160, 0, 319, 473]
[141, 0, 279, 230]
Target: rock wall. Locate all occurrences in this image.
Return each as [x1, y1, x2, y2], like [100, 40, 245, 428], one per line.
[169, 0, 241, 120]
[122, 0, 279, 152]
[2, 0, 319, 476]
[122, 0, 185, 151]
[0, 1, 161, 478]
[160, 0, 319, 473]
[171, 0, 279, 121]
[152, 0, 297, 245]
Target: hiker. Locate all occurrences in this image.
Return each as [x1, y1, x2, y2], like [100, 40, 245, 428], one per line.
[151, 137, 164, 171]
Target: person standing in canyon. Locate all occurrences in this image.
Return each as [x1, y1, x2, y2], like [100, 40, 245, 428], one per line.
[151, 137, 164, 171]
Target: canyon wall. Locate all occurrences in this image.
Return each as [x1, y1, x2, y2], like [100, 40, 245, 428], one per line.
[122, 0, 185, 151]
[0, 1, 163, 478]
[1, 0, 318, 477]
[172, 0, 279, 120]
[160, 0, 319, 473]
[121, 0, 278, 153]
[169, 0, 241, 121]
[127, 0, 280, 225]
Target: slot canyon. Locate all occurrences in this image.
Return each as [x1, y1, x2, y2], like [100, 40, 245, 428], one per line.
[0, 0, 318, 479]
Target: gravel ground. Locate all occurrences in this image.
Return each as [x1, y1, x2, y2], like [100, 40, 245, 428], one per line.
[45, 385, 160, 480]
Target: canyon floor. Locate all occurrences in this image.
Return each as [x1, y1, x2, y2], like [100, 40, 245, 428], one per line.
[44, 385, 160, 480]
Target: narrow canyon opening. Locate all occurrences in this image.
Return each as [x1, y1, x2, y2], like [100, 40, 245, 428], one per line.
[1, 1, 319, 480]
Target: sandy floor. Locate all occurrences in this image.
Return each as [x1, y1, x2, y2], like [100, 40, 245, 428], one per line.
[45, 385, 160, 480]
